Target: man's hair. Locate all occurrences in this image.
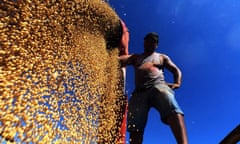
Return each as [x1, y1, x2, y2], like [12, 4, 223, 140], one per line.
[144, 32, 159, 43]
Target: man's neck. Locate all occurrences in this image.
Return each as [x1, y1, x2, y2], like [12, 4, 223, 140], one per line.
[143, 51, 155, 56]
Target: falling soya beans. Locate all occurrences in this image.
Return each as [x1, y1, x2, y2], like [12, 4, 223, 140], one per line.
[0, 0, 125, 143]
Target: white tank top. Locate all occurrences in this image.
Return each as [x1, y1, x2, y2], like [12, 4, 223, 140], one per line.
[134, 52, 165, 89]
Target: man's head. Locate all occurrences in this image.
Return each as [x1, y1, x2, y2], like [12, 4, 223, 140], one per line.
[144, 32, 159, 53]
[144, 32, 159, 43]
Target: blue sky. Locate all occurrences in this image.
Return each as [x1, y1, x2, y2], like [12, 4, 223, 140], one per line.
[109, 0, 240, 143]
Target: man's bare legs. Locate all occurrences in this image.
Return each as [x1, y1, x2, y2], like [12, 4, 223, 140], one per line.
[129, 131, 143, 144]
[166, 113, 188, 144]
[129, 113, 188, 144]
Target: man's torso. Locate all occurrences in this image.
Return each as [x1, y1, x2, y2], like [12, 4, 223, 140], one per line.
[132, 52, 165, 89]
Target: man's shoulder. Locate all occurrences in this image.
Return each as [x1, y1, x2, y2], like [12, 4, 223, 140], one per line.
[155, 53, 172, 63]
[154, 52, 167, 57]
[156, 52, 169, 58]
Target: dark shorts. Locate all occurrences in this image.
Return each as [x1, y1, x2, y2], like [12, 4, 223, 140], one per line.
[127, 84, 184, 132]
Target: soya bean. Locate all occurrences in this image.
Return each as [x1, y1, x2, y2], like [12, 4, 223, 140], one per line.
[0, 0, 124, 143]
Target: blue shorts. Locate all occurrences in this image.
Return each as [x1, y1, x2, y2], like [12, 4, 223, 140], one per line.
[127, 84, 184, 132]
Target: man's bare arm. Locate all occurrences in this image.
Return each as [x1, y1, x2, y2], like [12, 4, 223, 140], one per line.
[119, 54, 134, 67]
[162, 54, 182, 89]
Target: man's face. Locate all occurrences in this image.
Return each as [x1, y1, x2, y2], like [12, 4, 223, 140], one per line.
[144, 37, 158, 53]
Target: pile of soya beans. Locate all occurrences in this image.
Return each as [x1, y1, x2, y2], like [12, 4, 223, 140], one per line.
[0, 0, 125, 143]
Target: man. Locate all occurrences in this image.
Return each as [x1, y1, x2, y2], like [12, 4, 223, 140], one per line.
[120, 32, 188, 144]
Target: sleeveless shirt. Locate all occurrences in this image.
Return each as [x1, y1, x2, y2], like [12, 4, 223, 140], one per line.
[134, 52, 165, 89]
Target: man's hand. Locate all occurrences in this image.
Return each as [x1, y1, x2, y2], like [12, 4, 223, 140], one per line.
[166, 83, 181, 90]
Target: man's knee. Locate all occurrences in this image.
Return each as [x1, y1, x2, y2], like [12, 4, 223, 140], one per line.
[165, 113, 184, 125]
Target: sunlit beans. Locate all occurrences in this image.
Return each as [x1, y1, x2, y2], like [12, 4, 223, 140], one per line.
[0, 0, 124, 143]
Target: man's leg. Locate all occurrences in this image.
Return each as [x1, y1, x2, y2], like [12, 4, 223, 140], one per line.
[129, 131, 144, 144]
[128, 90, 150, 144]
[166, 113, 188, 144]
